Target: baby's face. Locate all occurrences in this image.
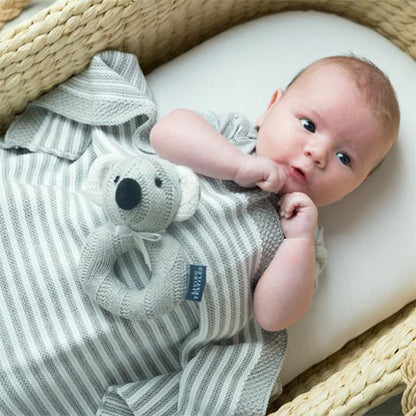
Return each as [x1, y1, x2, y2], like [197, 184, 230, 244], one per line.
[256, 65, 388, 206]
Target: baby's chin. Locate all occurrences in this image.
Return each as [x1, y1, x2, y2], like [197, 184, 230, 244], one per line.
[278, 178, 346, 206]
[278, 184, 325, 206]
[278, 180, 307, 198]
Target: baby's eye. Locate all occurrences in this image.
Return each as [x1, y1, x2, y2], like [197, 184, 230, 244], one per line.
[336, 152, 351, 166]
[300, 118, 316, 133]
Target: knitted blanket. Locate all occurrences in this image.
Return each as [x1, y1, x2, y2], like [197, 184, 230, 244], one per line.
[0, 51, 292, 416]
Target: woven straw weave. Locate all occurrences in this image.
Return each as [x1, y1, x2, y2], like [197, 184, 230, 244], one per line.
[1, 0, 415, 414]
[271, 301, 416, 416]
[0, 0, 31, 28]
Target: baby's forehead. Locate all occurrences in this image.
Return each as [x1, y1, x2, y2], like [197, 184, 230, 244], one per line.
[291, 62, 353, 88]
[286, 66, 367, 112]
[288, 61, 341, 86]
[294, 59, 399, 139]
[292, 65, 394, 133]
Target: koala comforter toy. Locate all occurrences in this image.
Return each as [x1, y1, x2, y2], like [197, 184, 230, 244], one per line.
[79, 152, 201, 320]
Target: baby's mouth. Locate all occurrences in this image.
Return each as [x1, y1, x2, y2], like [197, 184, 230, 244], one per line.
[289, 166, 307, 182]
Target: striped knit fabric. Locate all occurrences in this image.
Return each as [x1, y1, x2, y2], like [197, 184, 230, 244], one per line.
[0, 51, 324, 415]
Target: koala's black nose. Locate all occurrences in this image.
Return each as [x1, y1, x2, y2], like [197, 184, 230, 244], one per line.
[115, 178, 142, 210]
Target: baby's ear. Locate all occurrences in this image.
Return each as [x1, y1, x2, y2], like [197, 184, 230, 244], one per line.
[256, 89, 284, 128]
[84, 154, 125, 206]
[173, 166, 200, 222]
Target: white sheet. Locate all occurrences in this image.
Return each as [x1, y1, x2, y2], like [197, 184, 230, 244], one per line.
[146, 11, 416, 384]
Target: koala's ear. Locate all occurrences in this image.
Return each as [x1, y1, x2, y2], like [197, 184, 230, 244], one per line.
[174, 166, 200, 222]
[85, 154, 125, 206]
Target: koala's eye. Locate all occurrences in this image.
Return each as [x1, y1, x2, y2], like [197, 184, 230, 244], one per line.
[155, 177, 163, 188]
[114, 176, 120, 184]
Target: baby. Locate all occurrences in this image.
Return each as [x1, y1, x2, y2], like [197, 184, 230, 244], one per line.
[150, 55, 400, 332]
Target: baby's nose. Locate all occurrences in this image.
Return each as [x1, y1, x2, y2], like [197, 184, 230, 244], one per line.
[304, 138, 329, 168]
[115, 178, 142, 210]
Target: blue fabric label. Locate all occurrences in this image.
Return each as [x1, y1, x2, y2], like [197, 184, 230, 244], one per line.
[186, 264, 207, 302]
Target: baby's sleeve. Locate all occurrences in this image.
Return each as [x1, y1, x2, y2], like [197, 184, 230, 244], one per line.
[200, 111, 258, 154]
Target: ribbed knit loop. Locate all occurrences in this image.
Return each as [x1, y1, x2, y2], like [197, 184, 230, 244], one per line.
[102, 222, 163, 270]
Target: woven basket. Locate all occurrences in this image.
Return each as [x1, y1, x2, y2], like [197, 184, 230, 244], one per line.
[0, 0, 31, 28]
[1, 0, 415, 414]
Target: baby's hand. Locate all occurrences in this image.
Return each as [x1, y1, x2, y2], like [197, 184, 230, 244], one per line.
[233, 155, 287, 193]
[278, 192, 318, 239]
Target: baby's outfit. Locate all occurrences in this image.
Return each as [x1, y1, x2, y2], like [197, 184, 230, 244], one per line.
[200, 110, 327, 282]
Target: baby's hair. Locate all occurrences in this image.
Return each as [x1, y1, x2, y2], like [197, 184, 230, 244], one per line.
[286, 54, 400, 153]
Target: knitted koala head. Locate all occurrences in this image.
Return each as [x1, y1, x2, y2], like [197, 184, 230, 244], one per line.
[79, 152, 201, 321]
[85, 152, 200, 232]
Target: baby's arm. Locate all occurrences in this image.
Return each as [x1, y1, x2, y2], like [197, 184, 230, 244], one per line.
[253, 192, 318, 332]
[150, 109, 286, 192]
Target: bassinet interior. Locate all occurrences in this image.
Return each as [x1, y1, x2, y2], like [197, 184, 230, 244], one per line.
[0, 1, 415, 415]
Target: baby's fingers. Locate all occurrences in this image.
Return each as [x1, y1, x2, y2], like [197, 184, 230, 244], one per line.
[278, 192, 310, 218]
[278, 194, 296, 218]
[256, 178, 281, 193]
[256, 163, 287, 193]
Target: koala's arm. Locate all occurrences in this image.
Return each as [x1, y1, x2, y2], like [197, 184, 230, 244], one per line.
[150, 109, 245, 181]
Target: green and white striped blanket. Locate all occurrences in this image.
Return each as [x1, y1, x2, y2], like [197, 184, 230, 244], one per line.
[0, 51, 293, 415]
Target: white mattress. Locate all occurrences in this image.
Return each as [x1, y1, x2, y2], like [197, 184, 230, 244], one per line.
[146, 11, 416, 385]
